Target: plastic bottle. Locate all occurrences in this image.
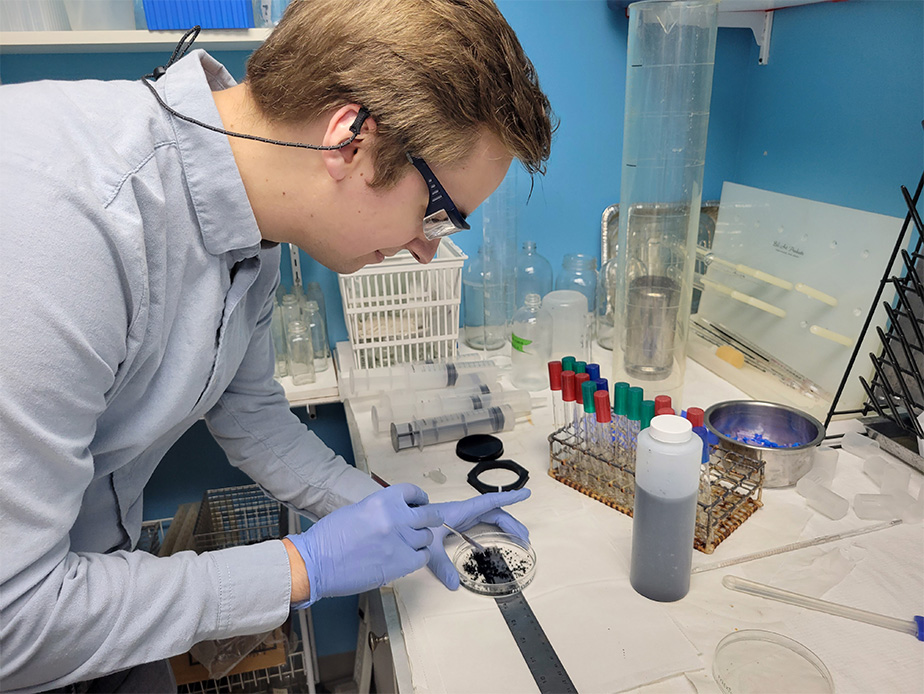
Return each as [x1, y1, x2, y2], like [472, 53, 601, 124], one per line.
[463, 247, 507, 351]
[515, 241, 553, 310]
[286, 320, 316, 386]
[303, 300, 329, 373]
[630, 414, 703, 602]
[511, 294, 553, 391]
[555, 253, 598, 312]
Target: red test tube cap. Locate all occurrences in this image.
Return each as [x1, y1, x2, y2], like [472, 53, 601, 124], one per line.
[575, 373, 590, 404]
[594, 390, 612, 423]
[686, 407, 705, 428]
[656, 407, 675, 416]
[548, 361, 563, 391]
[655, 395, 672, 412]
[561, 371, 576, 402]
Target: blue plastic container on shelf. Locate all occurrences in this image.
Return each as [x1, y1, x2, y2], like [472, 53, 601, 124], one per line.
[142, 0, 255, 30]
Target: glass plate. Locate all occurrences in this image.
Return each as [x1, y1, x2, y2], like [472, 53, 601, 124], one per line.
[452, 531, 537, 596]
[713, 629, 834, 694]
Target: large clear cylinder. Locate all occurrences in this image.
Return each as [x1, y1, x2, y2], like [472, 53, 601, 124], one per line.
[613, 0, 718, 403]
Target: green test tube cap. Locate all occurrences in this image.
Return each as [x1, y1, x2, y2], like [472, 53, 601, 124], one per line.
[561, 356, 576, 373]
[640, 400, 656, 430]
[627, 386, 643, 421]
[582, 380, 598, 414]
[614, 382, 629, 417]
[574, 361, 587, 374]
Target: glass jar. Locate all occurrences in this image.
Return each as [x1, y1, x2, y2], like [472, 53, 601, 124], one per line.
[555, 254, 598, 312]
[510, 293, 553, 391]
[595, 256, 619, 350]
[303, 300, 329, 373]
[286, 320, 316, 385]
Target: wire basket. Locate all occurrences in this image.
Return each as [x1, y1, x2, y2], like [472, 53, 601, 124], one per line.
[338, 239, 466, 370]
[193, 485, 285, 553]
[177, 636, 309, 694]
[549, 423, 764, 554]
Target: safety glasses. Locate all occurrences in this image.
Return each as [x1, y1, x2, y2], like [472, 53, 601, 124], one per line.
[407, 153, 471, 241]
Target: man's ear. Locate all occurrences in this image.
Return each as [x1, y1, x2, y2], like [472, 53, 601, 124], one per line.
[321, 104, 376, 182]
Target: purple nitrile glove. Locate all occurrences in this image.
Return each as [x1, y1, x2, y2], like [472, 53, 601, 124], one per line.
[426, 488, 531, 590]
[286, 483, 443, 606]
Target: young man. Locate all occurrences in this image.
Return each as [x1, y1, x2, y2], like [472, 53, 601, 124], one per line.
[0, 0, 553, 691]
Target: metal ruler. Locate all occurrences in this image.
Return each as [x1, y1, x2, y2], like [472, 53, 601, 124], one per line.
[495, 593, 577, 693]
[486, 546, 576, 694]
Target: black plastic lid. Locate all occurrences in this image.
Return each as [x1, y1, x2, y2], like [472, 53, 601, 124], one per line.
[455, 433, 504, 462]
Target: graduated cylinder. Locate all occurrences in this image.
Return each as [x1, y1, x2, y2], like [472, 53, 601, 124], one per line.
[613, 0, 718, 403]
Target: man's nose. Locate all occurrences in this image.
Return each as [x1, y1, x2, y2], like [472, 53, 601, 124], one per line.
[406, 237, 441, 264]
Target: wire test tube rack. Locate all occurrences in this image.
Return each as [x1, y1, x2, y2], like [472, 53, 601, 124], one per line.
[548, 420, 765, 553]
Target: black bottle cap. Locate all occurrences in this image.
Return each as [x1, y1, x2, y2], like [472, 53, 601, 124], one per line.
[455, 434, 504, 462]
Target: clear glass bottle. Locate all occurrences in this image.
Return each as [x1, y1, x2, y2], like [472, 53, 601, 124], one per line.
[271, 302, 288, 379]
[595, 256, 619, 350]
[286, 320, 316, 385]
[630, 414, 703, 602]
[462, 246, 507, 351]
[510, 293, 553, 391]
[515, 240, 553, 309]
[555, 254, 598, 312]
[303, 300, 329, 373]
[305, 281, 328, 336]
[280, 293, 301, 334]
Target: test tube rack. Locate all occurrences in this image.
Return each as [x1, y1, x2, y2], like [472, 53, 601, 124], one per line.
[548, 423, 765, 554]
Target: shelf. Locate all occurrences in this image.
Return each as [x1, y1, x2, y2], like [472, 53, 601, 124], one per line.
[0, 27, 271, 54]
[278, 356, 341, 410]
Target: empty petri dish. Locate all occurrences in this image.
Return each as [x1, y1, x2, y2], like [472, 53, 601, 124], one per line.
[713, 630, 834, 694]
[452, 531, 537, 597]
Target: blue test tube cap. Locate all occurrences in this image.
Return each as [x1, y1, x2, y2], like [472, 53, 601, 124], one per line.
[693, 425, 709, 464]
[595, 377, 608, 394]
[586, 363, 600, 382]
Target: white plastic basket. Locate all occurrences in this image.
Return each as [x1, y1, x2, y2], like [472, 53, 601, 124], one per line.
[338, 239, 467, 370]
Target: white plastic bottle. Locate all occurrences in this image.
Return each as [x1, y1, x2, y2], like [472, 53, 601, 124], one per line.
[510, 293, 552, 391]
[629, 414, 702, 602]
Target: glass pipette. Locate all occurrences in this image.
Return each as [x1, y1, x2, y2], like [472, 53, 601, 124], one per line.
[722, 575, 924, 641]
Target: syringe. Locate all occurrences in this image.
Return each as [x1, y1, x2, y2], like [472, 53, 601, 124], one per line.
[341, 357, 499, 397]
[391, 405, 517, 452]
[371, 379, 500, 432]
[373, 388, 531, 433]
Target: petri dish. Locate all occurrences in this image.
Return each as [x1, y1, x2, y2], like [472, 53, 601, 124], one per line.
[452, 531, 536, 597]
[713, 630, 834, 694]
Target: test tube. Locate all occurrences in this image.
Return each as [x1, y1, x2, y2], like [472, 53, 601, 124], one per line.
[561, 371, 576, 435]
[594, 389, 613, 461]
[626, 386, 643, 471]
[575, 373, 591, 438]
[390, 405, 517, 451]
[613, 382, 629, 467]
[548, 361, 564, 429]
[582, 380, 598, 451]
[372, 388, 530, 433]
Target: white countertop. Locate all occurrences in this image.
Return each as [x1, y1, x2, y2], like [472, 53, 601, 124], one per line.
[338, 344, 924, 693]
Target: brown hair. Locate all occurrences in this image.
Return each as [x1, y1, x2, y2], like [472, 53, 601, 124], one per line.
[246, 0, 554, 187]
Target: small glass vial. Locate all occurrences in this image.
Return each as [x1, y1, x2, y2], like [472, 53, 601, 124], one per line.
[555, 253, 598, 312]
[510, 293, 552, 391]
[286, 320, 316, 385]
[271, 302, 288, 378]
[630, 414, 703, 602]
[303, 300, 329, 373]
[515, 241, 553, 309]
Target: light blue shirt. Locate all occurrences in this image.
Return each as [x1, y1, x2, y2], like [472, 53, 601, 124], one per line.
[0, 50, 380, 692]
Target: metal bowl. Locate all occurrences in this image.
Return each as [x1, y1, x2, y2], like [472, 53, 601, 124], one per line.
[704, 400, 826, 488]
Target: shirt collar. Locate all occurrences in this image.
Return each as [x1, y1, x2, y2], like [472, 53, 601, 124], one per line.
[157, 49, 263, 259]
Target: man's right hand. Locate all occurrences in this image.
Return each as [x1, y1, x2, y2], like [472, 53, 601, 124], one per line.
[284, 483, 443, 606]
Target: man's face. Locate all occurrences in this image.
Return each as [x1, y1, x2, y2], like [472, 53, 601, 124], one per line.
[301, 131, 512, 274]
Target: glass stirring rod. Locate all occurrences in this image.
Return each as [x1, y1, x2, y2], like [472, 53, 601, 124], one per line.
[723, 575, 924, 641]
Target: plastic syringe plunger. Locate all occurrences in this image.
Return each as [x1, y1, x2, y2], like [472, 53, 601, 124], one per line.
[390, 404, 516, 452]
[343, 358, 500, 397]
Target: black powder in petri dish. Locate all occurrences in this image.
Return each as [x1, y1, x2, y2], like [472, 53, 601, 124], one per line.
[462, 546, 530, 585]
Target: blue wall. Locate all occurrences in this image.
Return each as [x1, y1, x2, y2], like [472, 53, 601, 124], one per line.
[2, 0, 921, 661]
